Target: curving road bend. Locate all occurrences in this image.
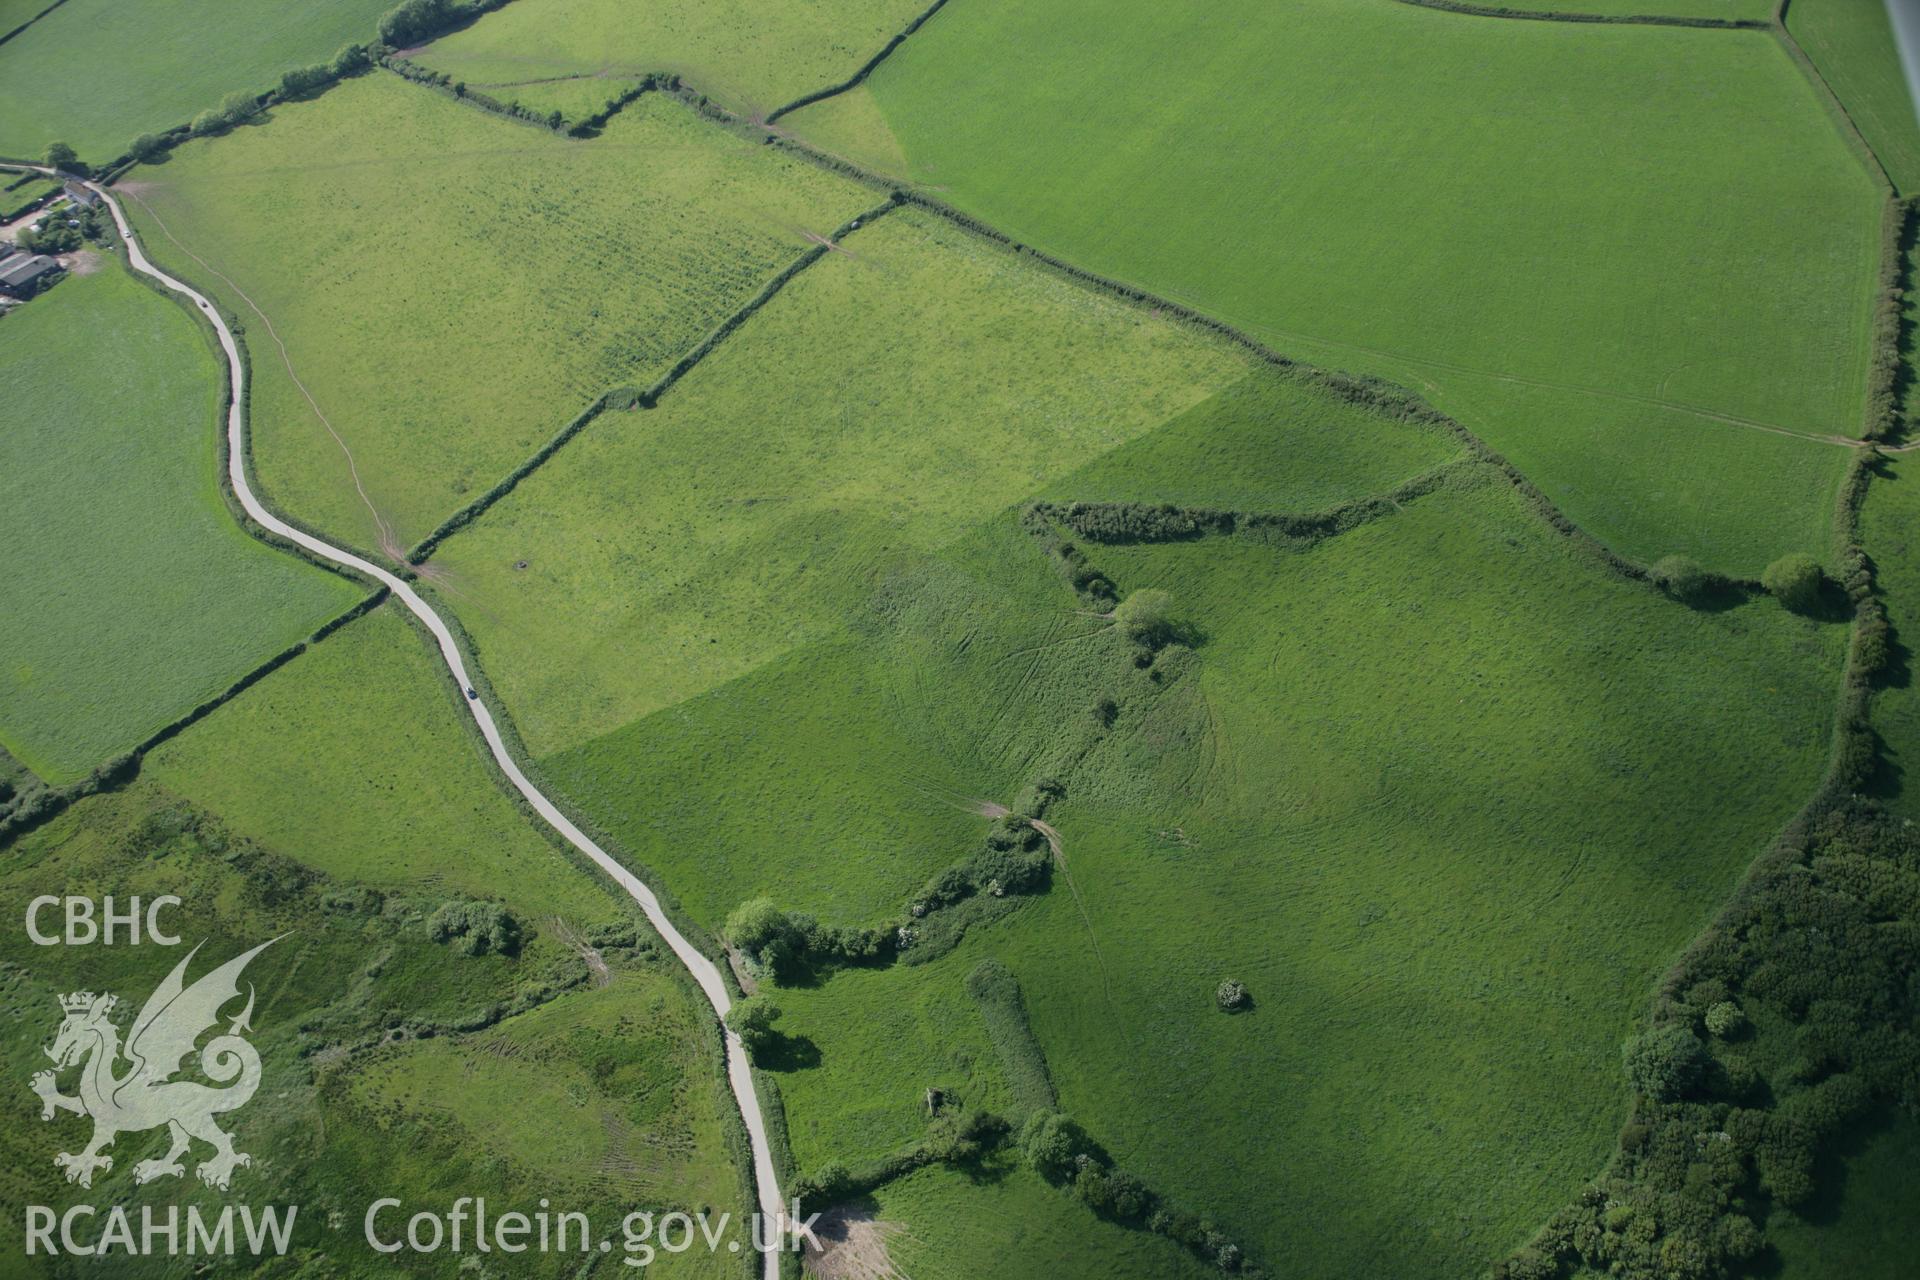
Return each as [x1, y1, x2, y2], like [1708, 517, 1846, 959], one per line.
[81, 177, 788, 1275]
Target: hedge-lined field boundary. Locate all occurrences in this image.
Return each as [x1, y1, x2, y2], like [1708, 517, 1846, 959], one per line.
[1393, 0, 1764, 29]
[0, 590, 385, 846]
[1774, 0, 1898, 195]
[1862, 197, 1917, 441]
[1035, 458, 1476, 552]
[0, 0, 69, 48]
[405, 197, 896, 564]
[107, 198, 403, 577]
[764, 0, 955, 123]
[1493, 197, 1913, 1280]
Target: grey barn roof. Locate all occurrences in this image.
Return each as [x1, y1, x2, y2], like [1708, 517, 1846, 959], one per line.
[0, 254, 57, 286]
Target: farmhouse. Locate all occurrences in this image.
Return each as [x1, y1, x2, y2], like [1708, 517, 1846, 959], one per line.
[0, 252, 59, 298]
[62, 181, 98, 209]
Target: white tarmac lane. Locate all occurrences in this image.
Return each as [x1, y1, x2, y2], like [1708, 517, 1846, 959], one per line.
[78, 174, 789, 1275]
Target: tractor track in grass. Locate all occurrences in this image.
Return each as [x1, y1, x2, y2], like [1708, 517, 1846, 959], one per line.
[78, 173, 793, 1280]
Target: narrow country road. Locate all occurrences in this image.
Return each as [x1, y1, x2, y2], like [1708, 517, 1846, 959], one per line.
[77, 174, 788, 1276]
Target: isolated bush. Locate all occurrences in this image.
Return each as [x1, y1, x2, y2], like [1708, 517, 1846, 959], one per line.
[1622, 1024, 1710, 1102]
[724, 996, 782, 1062]
[428, 899, 521, 956]
[1215, 979, 1249, 1011]
[1703, 1000, 1745, 1038]
[1762, 553, 1824, 614]
[1113, 588, 1174, 643]
[1649, 555, 1714, 604]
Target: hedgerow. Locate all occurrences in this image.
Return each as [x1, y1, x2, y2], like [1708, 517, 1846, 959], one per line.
[1496, 426, 1907, 1278]
[1387, 0, 1764, 27]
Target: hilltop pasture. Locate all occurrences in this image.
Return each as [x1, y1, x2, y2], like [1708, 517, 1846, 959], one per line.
[429, 207, 1251, 757]
[788, 0, 1881, 572]
[413, 0, 930, 122]
[124, 74, 873, 554]
[719, 465, 1845, 1278]
[0, 0, 392, 163]
[1789, 0, 1920, 193]
[0, 263, 361, 781]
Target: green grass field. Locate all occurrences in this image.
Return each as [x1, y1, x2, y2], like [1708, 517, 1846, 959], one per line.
[494, 351, 1843, 1276]
[140, 602, 618, 917]
[429, 206, 1250, 756]
[124, 73, 873, 555]
[412, 0, 929, 121]
[1789, 0, 1920, 193]
[866, 1161, 1217, 1280]
[1442, 0, 1773, 16]
[0, 593, 748, 1275]
[0, 261, 362, 782]
[788, 0, 1881, 573]
[760, 471, 1840, 1277]
[0, 0, 392, 164]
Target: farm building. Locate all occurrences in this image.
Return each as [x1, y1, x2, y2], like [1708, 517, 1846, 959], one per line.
[0, 252, 59, 298]
[61, 181, 98, 208]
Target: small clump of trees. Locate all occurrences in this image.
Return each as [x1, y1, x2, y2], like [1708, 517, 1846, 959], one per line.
[428, 898, 522, 956]
[1215, 979, 1249, 1012]
[1112, 588, 1174, 644]
[723, 897, 891, 981]
[1017, 1109, 1255, 1272]
[43, 141, 86, 176]
[1620, 1024, 1709, 1102]
[1761, 552, 1825, 615]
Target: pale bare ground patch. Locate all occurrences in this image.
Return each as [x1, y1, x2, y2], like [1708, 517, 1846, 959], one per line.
[725, 943, 759, 996]
[974, 799, 1009, 819]
[551, 915, 612, 987]
[61, 248, 103, 275]
[803, 1205, 911, 1280]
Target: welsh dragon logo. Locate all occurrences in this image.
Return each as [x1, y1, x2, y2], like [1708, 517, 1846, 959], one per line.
[30, 939, 277, 1191]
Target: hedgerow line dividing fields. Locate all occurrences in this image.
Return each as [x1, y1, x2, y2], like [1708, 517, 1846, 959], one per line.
[70, 177, 794, 1280]
[1388, 0, 1767, 28]
[370, 56, 1684, 595]
[407, 193, 898, 563]
[22, 7, 1912, 1274]
[0, 0, 66, 46]
[347, 56, 1902, 1272]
